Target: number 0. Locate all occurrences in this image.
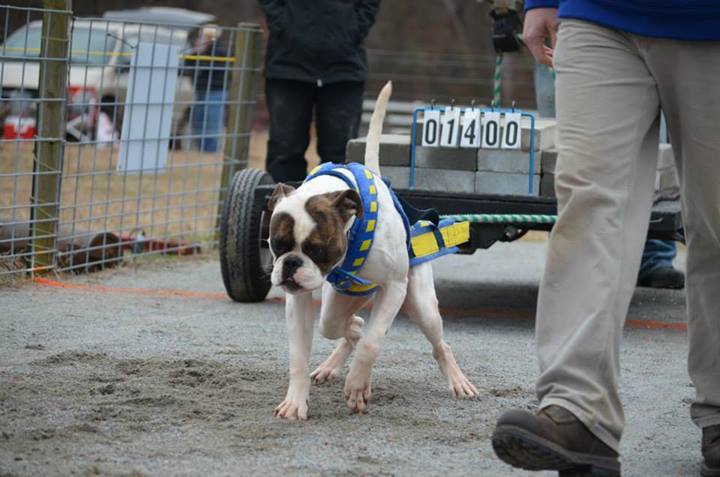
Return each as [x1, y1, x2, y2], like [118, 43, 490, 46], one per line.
[422, 110, 441, 147]
[481, 112, 501, 149]
[501, 113, 522, 149]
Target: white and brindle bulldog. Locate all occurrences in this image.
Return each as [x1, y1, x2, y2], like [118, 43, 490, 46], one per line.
[267, 82, 478, 420]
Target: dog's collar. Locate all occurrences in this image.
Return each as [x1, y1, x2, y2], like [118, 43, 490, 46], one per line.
[304, 162, 381, 295]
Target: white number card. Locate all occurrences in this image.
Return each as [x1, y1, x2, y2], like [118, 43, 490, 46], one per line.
[439, 109, 460, 147]
[459, 109, 481, 148]
[481, 111, 501, 149]
[422, 110, 441, 147]
[501, 112, 522, 149]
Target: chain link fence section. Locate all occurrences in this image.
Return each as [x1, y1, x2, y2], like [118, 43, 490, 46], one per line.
[0, 4, 71, 277]
[0, 3, 261, 278]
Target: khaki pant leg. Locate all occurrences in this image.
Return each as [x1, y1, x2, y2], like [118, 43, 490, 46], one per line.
[535, 20, 661, 452]
[645, 40, 720, 429]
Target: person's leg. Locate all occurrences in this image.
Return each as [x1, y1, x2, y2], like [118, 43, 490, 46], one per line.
[637, 239, 684, 288]
[536, 19, 661, 450]
[646, 37, 720, 468]
[191, 91, 208, 151]
[494, 19, 661, 468]
[265, 79, 315, 182]
[314, 81, 364, 164]
[196, 89, 225, 153]
[639, 239, 677, 276]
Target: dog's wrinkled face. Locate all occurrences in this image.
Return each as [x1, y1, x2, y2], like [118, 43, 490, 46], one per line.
[268, 183, 362, 294]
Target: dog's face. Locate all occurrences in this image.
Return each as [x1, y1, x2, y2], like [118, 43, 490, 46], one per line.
[267, 183, 362, 294]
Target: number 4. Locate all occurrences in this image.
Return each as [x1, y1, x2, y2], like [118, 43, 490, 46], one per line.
[460, 109, 481, 148]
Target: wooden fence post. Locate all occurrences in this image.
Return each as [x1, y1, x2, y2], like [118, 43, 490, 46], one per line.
[215, 23, 261, 233]
[30, 0, 71, 273]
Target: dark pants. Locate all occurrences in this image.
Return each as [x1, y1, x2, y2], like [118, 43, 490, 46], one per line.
[638, 239, 677, 278]
[265, 79, 364, 183]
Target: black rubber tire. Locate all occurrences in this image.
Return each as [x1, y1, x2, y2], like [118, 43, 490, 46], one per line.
[219, 168, 275, 302]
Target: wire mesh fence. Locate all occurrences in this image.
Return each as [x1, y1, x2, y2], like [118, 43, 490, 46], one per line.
[0, 3, 261, 278]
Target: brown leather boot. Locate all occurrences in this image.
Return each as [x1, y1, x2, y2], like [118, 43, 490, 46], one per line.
[492, 405, 621, 476]
[703, 425, 720, 477]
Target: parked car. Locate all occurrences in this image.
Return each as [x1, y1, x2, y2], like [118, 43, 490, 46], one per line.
[0, 12, 213, 141]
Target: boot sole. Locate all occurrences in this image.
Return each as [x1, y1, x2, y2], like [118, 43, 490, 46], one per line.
[492, 424, 621, 476]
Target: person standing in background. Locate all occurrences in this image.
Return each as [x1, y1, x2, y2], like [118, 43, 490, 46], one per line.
[187, 25, 228, 153]
[257, 0, 381, 183]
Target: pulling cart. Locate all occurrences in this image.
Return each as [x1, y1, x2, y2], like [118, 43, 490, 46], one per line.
[219, 106, 683, 303]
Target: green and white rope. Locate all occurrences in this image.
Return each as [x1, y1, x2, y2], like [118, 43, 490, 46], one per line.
[493, 54, 503, 106]
[441, 214, 557, 224]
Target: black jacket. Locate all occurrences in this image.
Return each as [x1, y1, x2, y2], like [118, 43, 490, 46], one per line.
[257, 0, 380, 85]
[184, 41, 229, 92]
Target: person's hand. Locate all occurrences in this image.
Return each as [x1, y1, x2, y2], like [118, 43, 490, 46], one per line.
[523, 8, 559, 66]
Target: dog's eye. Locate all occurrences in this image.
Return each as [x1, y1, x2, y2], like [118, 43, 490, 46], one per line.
[271, 237, 293, 256]
[303, 243, 323, 260]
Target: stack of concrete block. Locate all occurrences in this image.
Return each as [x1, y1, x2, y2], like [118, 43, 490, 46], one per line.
[345, 117, 557, 196]
[656, 143, 680, 201]
[538, 144, 680, 200]
[539, 148, 558, 198]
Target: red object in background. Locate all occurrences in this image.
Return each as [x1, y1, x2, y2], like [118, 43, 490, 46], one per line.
[66, 85, 99, 125]
[3, 116, 36, 139]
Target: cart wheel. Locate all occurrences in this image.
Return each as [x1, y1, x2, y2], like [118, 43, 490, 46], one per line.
[219, 168, 275, 302]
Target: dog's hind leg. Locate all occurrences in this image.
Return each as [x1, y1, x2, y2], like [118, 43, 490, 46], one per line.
[404, 263, 479, 398]
[312, 284, 370, 384]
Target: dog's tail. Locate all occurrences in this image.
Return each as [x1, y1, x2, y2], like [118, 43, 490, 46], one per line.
[364, 81, 392, 176]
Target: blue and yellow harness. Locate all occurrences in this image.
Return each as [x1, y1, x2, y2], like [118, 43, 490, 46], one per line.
[305, 162, 470, 296]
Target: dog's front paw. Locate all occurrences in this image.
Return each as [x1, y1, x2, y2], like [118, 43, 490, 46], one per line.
[310, 363, 340, 384]
[343, 371, 372, 413]
[274, 395, 309, 421]
[447, 369, 479, 399]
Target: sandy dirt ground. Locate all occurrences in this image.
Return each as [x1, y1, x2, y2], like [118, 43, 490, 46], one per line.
[0, 242, 699, 477]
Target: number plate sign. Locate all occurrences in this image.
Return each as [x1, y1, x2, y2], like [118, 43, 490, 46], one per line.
[439, 108, 460, 147]
[422, 110, 441, 147]
[501, 112, 522, 149]
[459, 109, 481, 148]
[416, 107, 531, 151]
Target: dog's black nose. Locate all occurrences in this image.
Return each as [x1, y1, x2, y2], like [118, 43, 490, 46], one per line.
[282, 255, 303, 279]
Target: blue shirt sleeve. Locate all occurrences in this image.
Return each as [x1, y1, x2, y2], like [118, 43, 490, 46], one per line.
[524, 0, 559, 11]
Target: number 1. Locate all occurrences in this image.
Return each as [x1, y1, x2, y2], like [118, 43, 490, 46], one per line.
[440, 109, 460, 147]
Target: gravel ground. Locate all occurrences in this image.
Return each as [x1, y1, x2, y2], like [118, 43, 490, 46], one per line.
[0, 242, 699, 476]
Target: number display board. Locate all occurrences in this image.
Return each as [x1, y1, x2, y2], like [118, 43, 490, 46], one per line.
[420, 108, 527, 151]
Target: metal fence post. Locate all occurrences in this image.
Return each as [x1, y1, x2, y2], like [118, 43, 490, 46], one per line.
[30, 0, 71, 274]
[216, 23, 261, 232]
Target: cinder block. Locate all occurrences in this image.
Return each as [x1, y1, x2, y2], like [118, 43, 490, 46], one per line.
[381, 166, 475, 193]
[346, 135, 477, 170]
[346, 134, 411, 166]
[477, 149, 541, 174]
[475, 171, 540, 196]
[380, 166, 410, 190]
[657, 143, 675, 169]
[541, 148, 558, 175]
[540, 173, 555, 198]
[416, 147, 477, 171]
[521, 117, 556, 151]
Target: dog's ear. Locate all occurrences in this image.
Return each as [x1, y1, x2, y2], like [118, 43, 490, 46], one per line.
[329, 189, 363, 222]
[267, 183, 295, 212]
